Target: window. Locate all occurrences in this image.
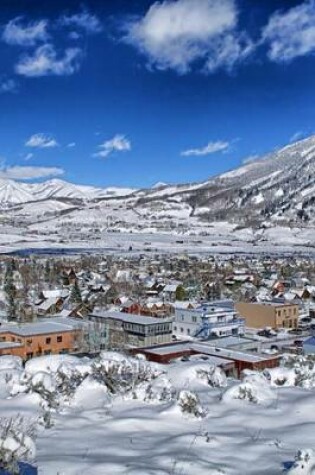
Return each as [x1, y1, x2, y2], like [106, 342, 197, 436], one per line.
[192, 316, 197, 323]
[180, 327, 184, 333]
[57, 336, 63, 343]
[46, 337, 51, 344]
[173, 326, 177, 331]
[187, 329, 190, 335]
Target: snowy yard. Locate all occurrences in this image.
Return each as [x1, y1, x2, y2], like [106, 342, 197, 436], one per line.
[0, 353, 315, 474]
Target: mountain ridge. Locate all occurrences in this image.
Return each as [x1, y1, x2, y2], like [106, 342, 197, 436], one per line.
[1, 135, 315, 232]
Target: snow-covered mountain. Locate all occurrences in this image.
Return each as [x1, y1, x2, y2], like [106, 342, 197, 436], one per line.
[131, 134, 315, 227]
[1, 135, 315, 237]
[0, 178, 136, 207]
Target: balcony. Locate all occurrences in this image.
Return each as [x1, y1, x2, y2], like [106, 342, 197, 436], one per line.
[204, 318, 245, 329]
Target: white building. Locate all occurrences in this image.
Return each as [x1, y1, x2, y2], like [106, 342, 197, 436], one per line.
[174, 300, 245, 339]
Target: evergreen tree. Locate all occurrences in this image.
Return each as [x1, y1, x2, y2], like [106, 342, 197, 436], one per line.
[44, 260, 51, 284]
[4, 261, 17, 321]
[175, 285, 186, 301]
[70, 280, 82, 305]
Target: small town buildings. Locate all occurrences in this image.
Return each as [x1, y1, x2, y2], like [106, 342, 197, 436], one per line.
[133, 340, 280, 377]
[0, 321, 81, 359]
[236, 301, 299, 329]
[89, 310, 173, 349]
[174, 300, 245, 338]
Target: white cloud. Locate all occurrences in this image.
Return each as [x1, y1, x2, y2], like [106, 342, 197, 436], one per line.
[290, 131, 307, 143]
[205, 32, 253, 73]
[15, 44, 82, 77]
[0, 166, 64, 180]
[60, 10, 102, 33]
[124, 0, 253, 74]
[23, 153, 34, 161]
[95, 134, 131, 158]
[181, 140, 229, 156]
[2, 17, 49, 46]
[25, 133, 58, 148]
[0, 78, 18, 94]
[67, 142, 76, 148]
[262, 0, 315, 62]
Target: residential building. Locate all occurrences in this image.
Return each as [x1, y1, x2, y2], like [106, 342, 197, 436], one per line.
[174, 300, 245, 338]
[0, 321, 81, 359]
[235, 301, 299, 329]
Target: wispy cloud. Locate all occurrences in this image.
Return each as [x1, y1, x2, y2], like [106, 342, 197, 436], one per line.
[0, 78, 18, 94]
[59, 9, 102, 34]
[262, 0, 315, 62]
[181, 140, 229, 156]
[23, 152, 34, 161]
[123, 0, 253, 74]
[67, 142, 76, 148]
[290, 130, 308, 143]
[16, 44, 82, 77]
[0, 165, 64, 180]
[25, 133, 58, 148]
[2, 17, 49, 46]
[94, 134, 131, 158]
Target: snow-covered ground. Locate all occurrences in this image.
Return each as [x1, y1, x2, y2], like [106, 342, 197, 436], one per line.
[1, 353, 315, 474]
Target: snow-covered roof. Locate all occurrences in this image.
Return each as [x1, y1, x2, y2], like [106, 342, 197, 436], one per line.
[42, 290, 69, 299]
[37, 297, 61, 311]
[0, 321, 76, 337]
[91, 310, 173, 326]
[163, 284, 179, 292]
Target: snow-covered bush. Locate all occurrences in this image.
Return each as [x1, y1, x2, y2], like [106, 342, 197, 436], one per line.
[222, 371, 275, 406]
[0, 416, 36, 475]
[197, 365, 227, 388]
[286, 449, 315, 474]
[265, 355, 315, 389]
[177, 390, 205, 418]
[139, 376, 176, 403]
[91, 354, 160, 395]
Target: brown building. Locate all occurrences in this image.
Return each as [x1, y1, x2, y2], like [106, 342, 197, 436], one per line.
[0, 321, 81, 360]
[235, 301, 299, 330]
[132, 341, 280, 378]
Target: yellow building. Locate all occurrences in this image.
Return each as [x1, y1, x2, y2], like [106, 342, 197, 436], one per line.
[235, 302, 298, 330]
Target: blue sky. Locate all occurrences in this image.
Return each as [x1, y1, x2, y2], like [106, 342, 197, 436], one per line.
[0, 0, 315, 188]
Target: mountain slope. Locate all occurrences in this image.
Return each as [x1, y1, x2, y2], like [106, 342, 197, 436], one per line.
[1, 135, 315, 234]
[130, 135, 315, 227]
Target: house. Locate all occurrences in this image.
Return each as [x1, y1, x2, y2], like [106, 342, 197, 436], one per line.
[235, 301, 299, 330]
[174, 300, 245, 338]
[0, 321, 81, 359]
[141, 301, 172, 318]
[203, 282, 221, 301]
[163, 283, 184, 301]
[36, 297, 64, 316]
[88, 310, 173, 349]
